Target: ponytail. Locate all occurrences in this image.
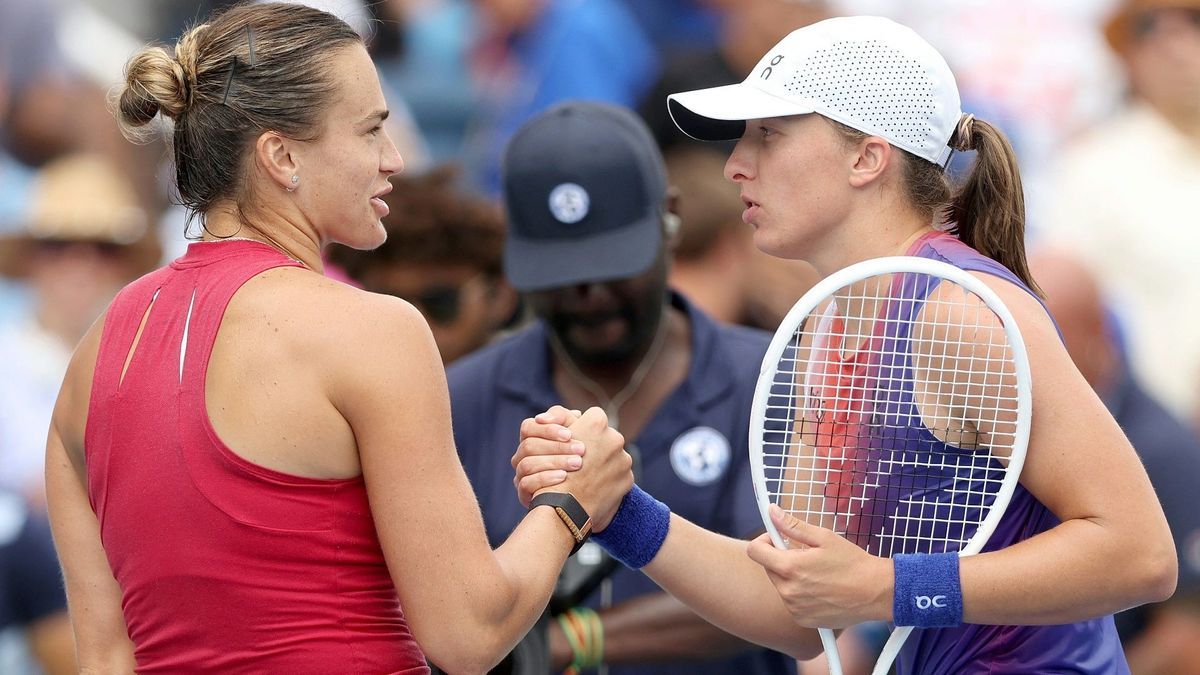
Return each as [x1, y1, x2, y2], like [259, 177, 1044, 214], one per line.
[945, 117, 1042, 296]
[825, 115, 1041, 296]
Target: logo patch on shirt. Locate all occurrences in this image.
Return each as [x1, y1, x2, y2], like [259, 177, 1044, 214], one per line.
[670, 426, 731, 486]
[548, 183, 589, 224]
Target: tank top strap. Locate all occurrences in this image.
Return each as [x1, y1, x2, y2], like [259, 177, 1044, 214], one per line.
[173, 241, 303, 406]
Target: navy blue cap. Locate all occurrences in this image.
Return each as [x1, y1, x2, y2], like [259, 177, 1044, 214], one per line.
[501, 101, 667, 292]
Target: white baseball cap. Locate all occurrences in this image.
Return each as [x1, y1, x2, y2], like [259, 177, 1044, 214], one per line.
[667, 16, 963, 166]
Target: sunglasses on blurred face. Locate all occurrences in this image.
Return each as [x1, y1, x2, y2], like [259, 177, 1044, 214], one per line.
[378, 272, 487, 325]
[1133, 8, 1200, 40]
[33, 239, 128, 259]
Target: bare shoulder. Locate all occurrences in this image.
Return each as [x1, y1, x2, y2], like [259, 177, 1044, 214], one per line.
[232, 267, 442, 395]
[231, 266, 433, 351]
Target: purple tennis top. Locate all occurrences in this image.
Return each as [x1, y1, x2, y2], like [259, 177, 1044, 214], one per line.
[889, 231, 1128, 674]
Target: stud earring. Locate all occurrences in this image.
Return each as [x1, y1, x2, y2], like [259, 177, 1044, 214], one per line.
[286, 175, 299, 193]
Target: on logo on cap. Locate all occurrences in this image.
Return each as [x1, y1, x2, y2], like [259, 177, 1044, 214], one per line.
[548, 183, 589, 224]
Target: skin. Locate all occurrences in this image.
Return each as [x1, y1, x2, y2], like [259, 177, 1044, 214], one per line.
[44, 43, 633, 674]
[512, 113, 1178, 660]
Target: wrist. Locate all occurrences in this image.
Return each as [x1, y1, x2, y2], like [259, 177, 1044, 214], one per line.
[529, 492, 592, 555]
[591, 485, 670, 569]
[892, 552, 963, 628]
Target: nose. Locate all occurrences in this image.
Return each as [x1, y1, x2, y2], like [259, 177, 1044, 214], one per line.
[724, 137, 754, 183]
[381, 128, 405, 176]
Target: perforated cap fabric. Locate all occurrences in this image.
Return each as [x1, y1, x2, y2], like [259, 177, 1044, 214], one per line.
[667, 16, 962, 165]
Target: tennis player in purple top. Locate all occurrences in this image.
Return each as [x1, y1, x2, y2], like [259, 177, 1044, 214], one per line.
[510, 15, 1175, 674]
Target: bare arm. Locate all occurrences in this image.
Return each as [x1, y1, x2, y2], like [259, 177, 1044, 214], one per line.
[333, 296, 632, 674]
[953, 275, 1176, 623]
[44, 315, 137, 673]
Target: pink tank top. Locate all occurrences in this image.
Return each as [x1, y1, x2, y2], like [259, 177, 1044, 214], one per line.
[85, 240, 429, 673]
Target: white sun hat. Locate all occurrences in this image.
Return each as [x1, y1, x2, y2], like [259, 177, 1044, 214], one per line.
[667, 16, 963, 166]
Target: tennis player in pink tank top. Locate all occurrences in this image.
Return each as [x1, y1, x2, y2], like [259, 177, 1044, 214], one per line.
[43, 4, 633, 673]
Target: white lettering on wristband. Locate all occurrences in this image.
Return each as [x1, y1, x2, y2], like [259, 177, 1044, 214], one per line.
[915, 595, 947, 610]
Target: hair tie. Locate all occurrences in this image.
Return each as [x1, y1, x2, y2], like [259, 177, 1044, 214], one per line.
[951, 113, 976, 152]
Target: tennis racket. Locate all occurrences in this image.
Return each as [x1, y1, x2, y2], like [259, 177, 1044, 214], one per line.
[748, 256, 1032, 675]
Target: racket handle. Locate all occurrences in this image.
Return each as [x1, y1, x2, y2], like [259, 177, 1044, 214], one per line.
[819, 627, 843, 675]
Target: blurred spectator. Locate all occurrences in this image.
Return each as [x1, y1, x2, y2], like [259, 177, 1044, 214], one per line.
[1031, 248, 1200, 675]
[613, 0, 722, 59]
[664, 146, 818, 331]
[640, 0, 829, 153]
[0, 154, 158, 504]
[328, 165, 518, 364]
[462, 0, 660, 194]
[0, 490, 74, 675]
[1042, 0, 1200, 418]
[375, 0, 483, 164]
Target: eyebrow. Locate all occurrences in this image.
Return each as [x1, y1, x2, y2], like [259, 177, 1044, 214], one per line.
[362, 109, 390, 125]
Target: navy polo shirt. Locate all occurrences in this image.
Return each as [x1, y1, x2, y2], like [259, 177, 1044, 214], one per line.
[448, 294, 791, 675]
[0, 492, 67, 667]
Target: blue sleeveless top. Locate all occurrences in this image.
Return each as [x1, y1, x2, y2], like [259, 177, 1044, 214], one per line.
[891, 232, 1128, 674]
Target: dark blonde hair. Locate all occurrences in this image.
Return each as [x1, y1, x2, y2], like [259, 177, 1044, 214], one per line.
[829, 117, 1041, 296]
[116, 3, 360, 215]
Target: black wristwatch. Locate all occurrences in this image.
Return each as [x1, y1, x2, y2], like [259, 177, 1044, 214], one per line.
[529, 492, 592, 556]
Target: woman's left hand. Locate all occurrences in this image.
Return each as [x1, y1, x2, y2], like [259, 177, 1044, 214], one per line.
[746, 505, 893, 629]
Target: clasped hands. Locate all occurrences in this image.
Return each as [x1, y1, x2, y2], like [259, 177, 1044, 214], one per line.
[512, 406, 894, 628]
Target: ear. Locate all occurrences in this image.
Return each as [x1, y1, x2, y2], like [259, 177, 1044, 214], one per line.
[255, 131, 300, 192]
[847, 135, 893, 189]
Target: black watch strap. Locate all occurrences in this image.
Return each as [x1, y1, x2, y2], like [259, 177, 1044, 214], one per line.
[529, 492, 592, 556]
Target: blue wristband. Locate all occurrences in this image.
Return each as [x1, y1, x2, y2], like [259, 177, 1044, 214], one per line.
[892, 552, 963, 628]
[591, 485, 670, 569]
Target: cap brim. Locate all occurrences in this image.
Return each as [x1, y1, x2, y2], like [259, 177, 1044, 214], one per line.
[667, 83, 817, 141]
[504, 213, 661, 292]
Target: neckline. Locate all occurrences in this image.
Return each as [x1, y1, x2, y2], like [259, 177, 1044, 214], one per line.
[174, 238, 297, 268]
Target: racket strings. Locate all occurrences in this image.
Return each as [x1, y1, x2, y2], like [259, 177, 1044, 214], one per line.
[760, 272, 1020, 557]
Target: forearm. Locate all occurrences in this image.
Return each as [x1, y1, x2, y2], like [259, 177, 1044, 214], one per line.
[425, 507, 574, 672]
[643, 515, 821, 660]
[957, 518, 1176, 625]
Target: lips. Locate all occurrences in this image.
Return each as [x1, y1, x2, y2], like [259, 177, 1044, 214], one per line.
[370, 183, 392, 217]
[371, 183, 393, 200]
[741, 194, 761, 224]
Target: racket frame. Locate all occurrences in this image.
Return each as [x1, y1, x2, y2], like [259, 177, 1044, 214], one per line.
[747, 256, 1033, 675]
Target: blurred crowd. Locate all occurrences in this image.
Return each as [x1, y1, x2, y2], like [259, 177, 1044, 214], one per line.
[0, 0, 1197, 673]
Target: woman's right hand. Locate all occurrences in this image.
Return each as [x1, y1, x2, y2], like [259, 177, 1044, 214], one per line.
[512, 406, 632, 531]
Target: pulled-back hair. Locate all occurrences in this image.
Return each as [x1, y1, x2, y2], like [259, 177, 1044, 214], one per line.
[828, 117, 1041, 296]
[116, 2, 360, 215]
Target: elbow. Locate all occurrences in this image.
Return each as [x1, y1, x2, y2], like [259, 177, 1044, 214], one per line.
[1126, 532, 1178, 606]
[777, 627, 825, 662]
[421, 629, 512, 675]
[1142, 547, 1178, 605]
